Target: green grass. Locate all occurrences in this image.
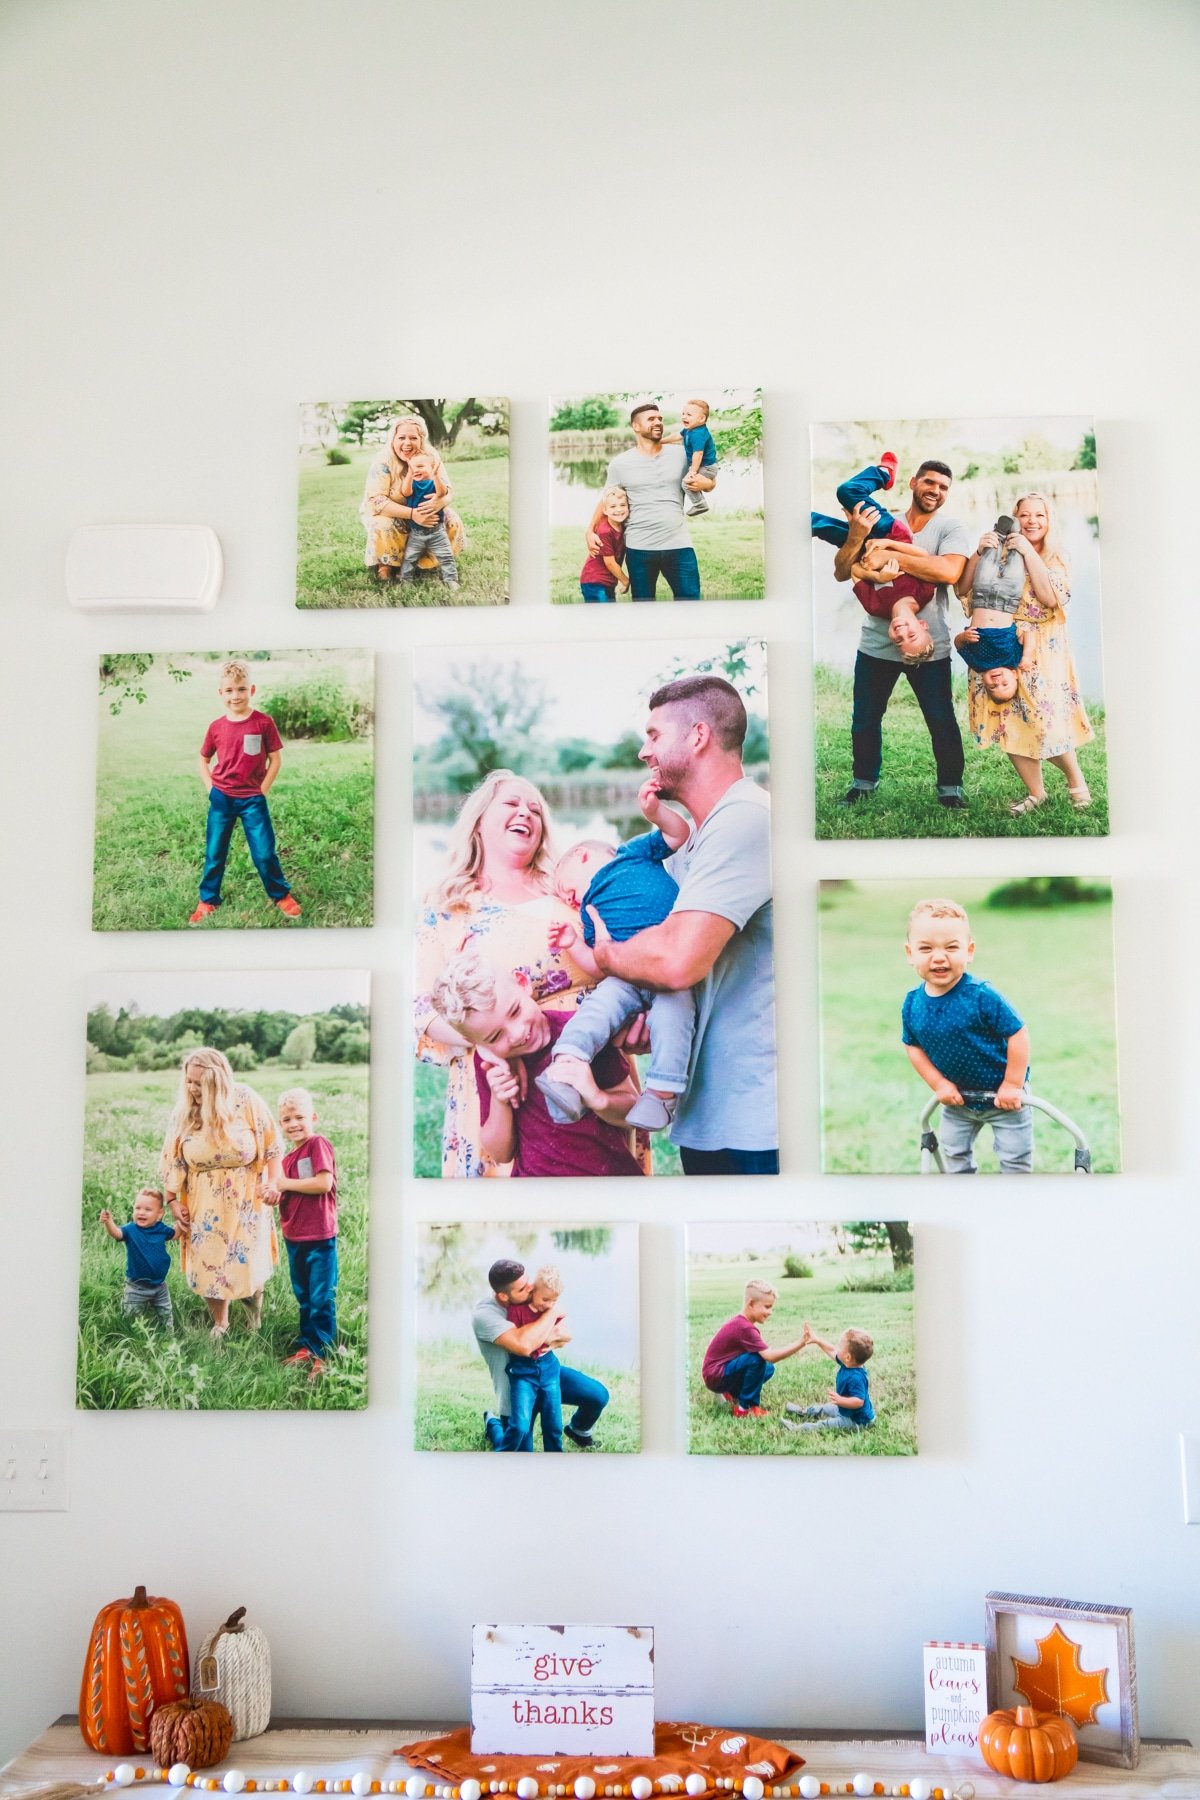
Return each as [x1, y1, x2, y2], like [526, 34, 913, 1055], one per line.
[818, 882, 1121, 1173]
[297, 446, 508, 607]
[687, 1257, 916, 1456]
[413, 1061, 682, 1177]
[415, 1335, 640, 1452]
[814, 664, 1109, 838]
[550, 512, 764, 604]
[77, 1064, 370, 1410]
[93, 657, 373, 930]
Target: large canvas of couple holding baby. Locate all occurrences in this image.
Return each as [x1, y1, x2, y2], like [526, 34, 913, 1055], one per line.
[412, 638, 777, 1179]
[548, 389, 764, 604]
[78, 971, 371, 1411]
[296, 398, 509, 608]
[415, 1222, 640, 1453]
[687, 1222, 916, 1456]
[810, 416, 1108, 839]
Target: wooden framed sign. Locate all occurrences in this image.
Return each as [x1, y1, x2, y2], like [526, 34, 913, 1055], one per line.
[471, 1625, 654, 1755]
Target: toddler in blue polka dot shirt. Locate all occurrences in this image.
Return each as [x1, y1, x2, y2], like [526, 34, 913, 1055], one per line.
[901, 897, 1033, 1174]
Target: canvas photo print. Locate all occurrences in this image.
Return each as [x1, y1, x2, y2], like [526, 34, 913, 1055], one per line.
[416, 1221, 639, 1452]
[413, 637, 776, 1179]
[296, 398, 509, 607]
[810, 417, 1107, 838]
[78, 970, 370, 1411]
[818, 878, 1120, 1174]
[549, 389, 763, 603]
[93, 649, 374, 931]
[687, 1222, 916, 1456]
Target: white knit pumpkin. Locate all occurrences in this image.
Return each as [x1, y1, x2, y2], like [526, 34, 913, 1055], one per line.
[192, 1607, 271, 1742]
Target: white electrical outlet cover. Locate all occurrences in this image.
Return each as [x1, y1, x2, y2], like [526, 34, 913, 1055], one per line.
[65, 523, 222, 612]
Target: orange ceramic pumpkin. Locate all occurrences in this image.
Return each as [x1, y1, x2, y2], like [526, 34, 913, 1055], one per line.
[79, 1584, 191, 1754]
[979, 1705, 1079, 1782]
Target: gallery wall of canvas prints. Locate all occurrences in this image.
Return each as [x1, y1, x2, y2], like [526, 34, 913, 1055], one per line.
[412, 637, 776, 1180]
[78, 970, 371, 1411]
[817, 878, 1121, 1174]
[415, 1221, 640, 1452]
[296, 399, 509, 607]
[686, 1221, 916, 1455]
[809, 416, 1107, 839]
[92, 649, 375, 930]
[549, 389, 764, 603]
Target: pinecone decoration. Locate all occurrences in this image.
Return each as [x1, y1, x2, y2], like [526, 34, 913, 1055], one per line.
[148, 1697, 235, 1769]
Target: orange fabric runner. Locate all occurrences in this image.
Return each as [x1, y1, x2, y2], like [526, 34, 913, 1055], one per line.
[400, 1724, 805, 1792]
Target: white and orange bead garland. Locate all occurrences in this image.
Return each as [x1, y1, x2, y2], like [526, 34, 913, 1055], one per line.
[103, 1766, 974, 1800]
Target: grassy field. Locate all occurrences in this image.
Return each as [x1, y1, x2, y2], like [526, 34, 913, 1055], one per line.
[550, 512, 764, 604]
[413, 1060, 682, 1177]
[818, 882, 1120, 1174]
[415, 1336, 639, 1453]
[814, 665, 1110, 839]
[93, 656, 373, 930]
[78, 1063, 369, 1410]
[297, 446, 508, 607]
[687, 1255, 916, 1456]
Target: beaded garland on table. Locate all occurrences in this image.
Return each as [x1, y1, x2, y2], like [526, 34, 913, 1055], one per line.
[100, 1765, 975, 1800]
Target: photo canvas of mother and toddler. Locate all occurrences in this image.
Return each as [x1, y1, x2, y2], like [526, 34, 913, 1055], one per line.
[78, 970, 371, 1411]
[810, 416, 1107, 839]
[296, 398, 509, 607]
[412, 637, 778, 1180]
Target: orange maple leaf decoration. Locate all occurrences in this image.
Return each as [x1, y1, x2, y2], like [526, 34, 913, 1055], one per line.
[1011, 1622, 1110, 1726]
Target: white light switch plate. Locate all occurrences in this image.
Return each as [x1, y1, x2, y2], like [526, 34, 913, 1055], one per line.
[0, 1430, 69, 1510]
[1181, 1433, 1200, 1524]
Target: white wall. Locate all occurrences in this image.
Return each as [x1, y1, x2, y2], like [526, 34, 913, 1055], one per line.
[2, 0, 1199, 1762]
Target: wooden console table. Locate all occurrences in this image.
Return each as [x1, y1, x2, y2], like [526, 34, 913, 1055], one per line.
[2, 1721, 1197, 1800]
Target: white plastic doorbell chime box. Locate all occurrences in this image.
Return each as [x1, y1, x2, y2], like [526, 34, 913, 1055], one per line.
[65, 523, 223, 611]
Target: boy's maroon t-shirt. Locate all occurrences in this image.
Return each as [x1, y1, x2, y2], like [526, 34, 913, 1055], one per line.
[505, 1298, 560, 1359]
[279, 1134, 338, 1241]
[702, 1313, 768, 1389]
[200, 710, 283, 797]
[474, 1010, 643, 1178]
[579, 517, 626, 589]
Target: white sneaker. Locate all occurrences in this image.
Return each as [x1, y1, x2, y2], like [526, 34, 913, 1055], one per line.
[684, 498, 709, 516]
[626, 1091, 678, 1131]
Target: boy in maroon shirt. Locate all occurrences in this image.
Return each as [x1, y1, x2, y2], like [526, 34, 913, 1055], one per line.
[430, 951, 645, 1178]
[578, 485, 630, 603]
[702, 1279, 808, 1417]
[267, 1086, 338, 1377]
[189, 658, 301, 924]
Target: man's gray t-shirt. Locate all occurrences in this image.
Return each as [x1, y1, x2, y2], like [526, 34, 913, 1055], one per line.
[666, 778, 777, 1154]
[472, 1295, 514, 1414]
[605, 444, 692, 551]
[857, 509, 970, 663]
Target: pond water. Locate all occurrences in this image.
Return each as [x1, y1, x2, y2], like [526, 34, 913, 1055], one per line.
[550, 455, 763, 525]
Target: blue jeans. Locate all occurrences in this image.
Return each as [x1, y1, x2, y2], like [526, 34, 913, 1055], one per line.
[625, 545, 701, 601]
[580, 582, 617, 603]
[811, 464, 898, 544]
[714, 1351, 775, 1408]
[284, 1236, 338, 1353]
[498, 1361, 609, 1450]
[851, 651, 965, 796]
[553, 976, 696, 1094]
[679, 1146, 779, 1176]
[200, 789, 291, 903]
[507, 1351, 563, 1452]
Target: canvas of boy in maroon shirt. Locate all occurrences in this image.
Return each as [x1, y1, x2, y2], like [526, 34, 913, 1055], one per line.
[701, 1278, 808, 1417]
[189, 657, 301, 924]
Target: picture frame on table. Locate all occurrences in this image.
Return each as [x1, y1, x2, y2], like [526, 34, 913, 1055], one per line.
[984, 1591, 1138, 1768]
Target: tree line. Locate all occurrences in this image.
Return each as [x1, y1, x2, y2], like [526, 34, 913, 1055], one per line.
[87, 1004, 370, 1074]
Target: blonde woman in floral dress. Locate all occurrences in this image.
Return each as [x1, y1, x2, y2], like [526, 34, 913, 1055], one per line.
[160, 1047, 283, 1336]
[961, 491, 1092, 815]
[360, 415, 466, 586]
[415, 770, 651, 1178]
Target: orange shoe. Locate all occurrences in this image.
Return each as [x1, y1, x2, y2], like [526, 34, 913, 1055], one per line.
[307, 1357, 327, 1381]
[276, 894, 302, 919]
[188, 901, 218, 924]
[282, 1349, 312, 1368]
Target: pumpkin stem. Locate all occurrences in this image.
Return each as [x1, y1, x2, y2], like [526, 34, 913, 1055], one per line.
[131, 1586, 150, 1608]
[223, 1607, 248, 1632]
[1014, 1706, 1037, 1726]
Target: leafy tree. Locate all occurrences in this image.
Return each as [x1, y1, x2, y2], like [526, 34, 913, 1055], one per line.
[338, 401, 389, 444]
[282, 1020, 317, 1068]
[223, 1041, 258, 1072]
[843, 1220, 913, 1270]
[556, 737, 603, 774]
[421, 662, 547, 790]
[550, 395, 621, 432]
[602, 730, 645, 770]
[99, 654, 192, 715]
[550, 1226, 613, 1257]
[397, 398, 484, 447]
[330, 1023, 370, 1064]
[1074, 429, 1097, 471]
[986, 875, 1109, 909]
[714, 401, 763, 458]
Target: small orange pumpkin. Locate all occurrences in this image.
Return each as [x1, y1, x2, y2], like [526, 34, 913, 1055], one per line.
[148, 1697, 234, 1770]
[79, 1584, 191, 1754]
[979, 1704, 1079, 1782]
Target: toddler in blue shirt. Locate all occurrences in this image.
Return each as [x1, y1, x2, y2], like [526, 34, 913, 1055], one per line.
[99, 1187, 176, 1331]
[536, 777, 696, 1132]
[396, 451, 460, 590]
[901, 897, 1033, 1174]
[784, 1322, 875, 1431]
[665, 398, 719, 516]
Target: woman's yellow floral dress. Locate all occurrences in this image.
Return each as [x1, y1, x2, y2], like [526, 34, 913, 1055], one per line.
[360, 446, 467, 571]
[967, 558, 1093, 759]
[414, 892, 651, 1177]
[162, 1086, 280, 1302]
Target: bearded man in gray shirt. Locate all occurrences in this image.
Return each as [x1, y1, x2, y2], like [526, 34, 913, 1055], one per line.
[597, 402, 715, 601]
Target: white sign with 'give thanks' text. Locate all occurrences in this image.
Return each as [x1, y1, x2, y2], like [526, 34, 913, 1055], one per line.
[471, 1625, 655, 1755]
